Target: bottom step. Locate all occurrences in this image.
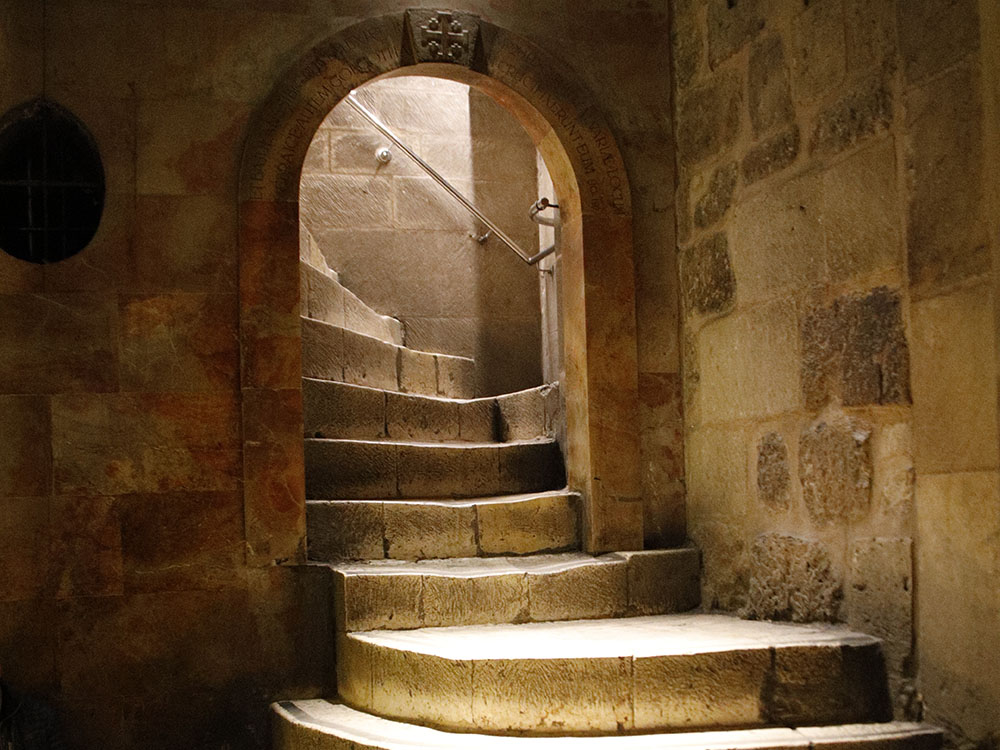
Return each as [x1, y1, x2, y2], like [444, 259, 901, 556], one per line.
[274, 700, 942, 750]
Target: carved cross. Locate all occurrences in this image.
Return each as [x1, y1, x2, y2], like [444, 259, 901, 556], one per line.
[418, 11, 470, 62]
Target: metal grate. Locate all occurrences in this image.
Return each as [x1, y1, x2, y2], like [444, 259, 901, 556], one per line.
[0, 99, 105, 264]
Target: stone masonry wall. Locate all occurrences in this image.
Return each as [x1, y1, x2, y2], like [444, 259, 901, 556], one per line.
[0, 2, 678, 748]
[300, 76, 544, 397]
[673, 0, 999, 741]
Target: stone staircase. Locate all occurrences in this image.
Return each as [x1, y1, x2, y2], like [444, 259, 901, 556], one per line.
[277, 252, 942, 750]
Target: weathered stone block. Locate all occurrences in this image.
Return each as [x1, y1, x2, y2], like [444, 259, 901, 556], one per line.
[527, 558, 627, 622]
[304, 440, 396, 499]
[303, 262, 345, 327]
[396, 444, 498, 498]
[791, 0, 846, 102]
[800, 287, 911, 409]
[386, 391, 459, 442]
[0, 497, 49, 601]
[303, 379, 384, 440]
[670, 0, 703, 89]
[0, 395, 51, 497]
[496, 388, 546, 442]
[622, 549, 701, 615]
[477, 494, 579, 555]
[342, 329, 398, 391]
[680, 232, 736, 316]
[299, 174, 393, 230]
[746, 533, 842, 621]
[676, 71, 742, 165]
[334, 569, 421, 632]
[458, 398, 496, 442]
[707, 0, 765, 68]
[306, 500, 384, 561]
[757, 431, 790, 510]
[422, 573, 527, 627]
[810, 77, 892, 157]
[498, 441, 566, 495]
[800, 417, 872, 526]
[845, 0, 896, 73]
[693, 162, 738, 229]
[847, 537, 913, 676]
[896, 0, 980, 84]
[383, 501, 477, 559]
[49, 496, 123, 599]
[300, 318, 344, 382]
[397, 347, 437, 395]
[436, 354, 475, 398]
[749, 35, 794, 136]
[741, 126, 800, 184]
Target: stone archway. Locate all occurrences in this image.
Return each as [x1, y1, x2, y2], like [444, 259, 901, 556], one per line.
[237, 11, 641, 563]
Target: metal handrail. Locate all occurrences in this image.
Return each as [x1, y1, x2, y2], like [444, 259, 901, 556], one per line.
[345, 91, 549, 266]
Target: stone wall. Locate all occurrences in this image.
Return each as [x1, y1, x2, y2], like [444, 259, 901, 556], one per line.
[300, 76, 544, 397]
[673, 0, 999, 741]
[0, 2, 678, 747]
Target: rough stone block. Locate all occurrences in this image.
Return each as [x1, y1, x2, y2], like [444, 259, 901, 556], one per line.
[896, 0, 980, 84]
[458, 398, 496, 442]
[680, 232, 736, 316]
[303, 262, 345, 327]
[757, 431, 791, 510]
[676, 70, 742, 165]
[299, 175, 393, 230]
[436, 354, 475, 398]
[496, 388, 546, 442]
[810, 77, 892, 157]
[342, 329, 398, 391]
[741, 126, 799, 184]
[790, 0, 846, 102]
[671, 0, 703, 89]
[800, 416, 872, 526]
[344, 287, 403, 345]
[498, 441, 566, 495]
[398, 347, 437, 395]
[334, 570, 421, 632]
[304, 440, 396, 499]
[422, 573, 528, 628]
[396, 444, 498, 499]
[622, 549, 701, 615]
[800, 287, 911, 409]
[300, 318, 344, 382]
[846, 0, 896, 73]
[0, 395, 51, 497]
[307, 501, 384, 561]
[527, 557, 626, 622]
[476, 494, 580, 556]
[707, 0, 765, 68]
[693, 162, 738, 229]
[746, 533, 842, 621]
[847, 537, 913, 675]
[749, 35, 794, 135]
[303, 379, 384, 440]
[385, 391, 459, 443]
[0, 497, 49, 601]
[383, 501, 477, 559]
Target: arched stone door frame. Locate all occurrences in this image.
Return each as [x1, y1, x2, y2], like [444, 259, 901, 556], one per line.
[237, 11, 642, 563]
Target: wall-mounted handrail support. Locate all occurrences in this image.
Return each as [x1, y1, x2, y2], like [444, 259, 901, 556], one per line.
[346, 91, 549, 266]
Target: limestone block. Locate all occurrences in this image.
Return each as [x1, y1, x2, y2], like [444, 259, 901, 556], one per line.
[304, 440, 396, 499]
[336, 633, 373, 709]
[457, 398, 496, 442]
[693, 162, 738, 229]
[383, 501, 477, 559]
[393, 176, 472, 232]
[301, 318, 344, 382]
[303, 379, 385, 440]
[846, 0, 897, 73]
[896, 0, 980, 84]
[342, 329, 398, 391]
[303, 263, 345, 328]
[0, 395, 51, 496]
[757, 431, 791, 510]
[741, 126, 800, 184]
[847, 537, 913, 676]
[800, 417, 872, 526]
[496, 388, 546, 441]
[790, 0, 846, 103]
[910, 285, 999, 473]
[396, 444, 498, 499]
[386, 391, 458, 442]
[299, 175, 393, 230]
[0, 497, 49, 601]
[681, 232, 736, 317]
[344, 287, 403, 345]
[422, 573, 528, 628]
[306, 501, 384, 561]
[905, 64, 988, 295]
[768, 641, 891, 724]
[810, 77, 892, 157]
[749, 35, 794, 136]
[498, 441, 566, 495]
[676, 70, 742, 165]
[707, 0, 765, 68]
[472, 656, 632, 733]
[334, 570, 421, 632]
[436, 354, 475, 398]
[397, 347, 437, 395]
[477, 493, 580, 556]
[746, 533, 842, 622]
[527, 557, 627, 622]
[633, 648, 770, 730]
[670, 0, 703, 89]
[622, 549, 701, 615]
[800, 288, 911, 410]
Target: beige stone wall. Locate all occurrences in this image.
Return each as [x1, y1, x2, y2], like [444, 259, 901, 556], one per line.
[674, 0, 999, 741]
[300, 76, 544, 397]
[0, 2, 677, 747]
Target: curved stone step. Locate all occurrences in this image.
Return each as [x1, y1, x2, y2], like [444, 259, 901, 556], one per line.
[303, 379, 557, 443]
[327, 550, 700, 631]
[274, 701, 942, 750]
[337, 615, 892, 735]
[302, 261, 404, 346]
[305, 438, 565, 499]
[307, 491, 581, 561]
[302, 317, 475, 398]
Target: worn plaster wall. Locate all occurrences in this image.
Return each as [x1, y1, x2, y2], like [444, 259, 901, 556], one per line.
[673, 0, 999, 741]
[0, 2, 678, 748]
[299, 76, 543, 396]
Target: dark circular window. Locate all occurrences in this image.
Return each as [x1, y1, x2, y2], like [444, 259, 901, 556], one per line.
[0, 99, 105, 264]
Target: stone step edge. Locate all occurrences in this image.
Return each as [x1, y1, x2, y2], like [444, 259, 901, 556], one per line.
[306, 489, 579, 506]
[303, 377, 556, 406]
[305, 437, 558, 449]
[273, 700, 943, 750]
[302, 316, 474, 364]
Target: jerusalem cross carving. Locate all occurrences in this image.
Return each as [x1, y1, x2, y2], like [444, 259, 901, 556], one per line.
[406, 9, 480, 66]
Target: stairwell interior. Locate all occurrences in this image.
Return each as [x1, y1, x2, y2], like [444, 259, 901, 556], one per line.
[278, 74, 941, 750]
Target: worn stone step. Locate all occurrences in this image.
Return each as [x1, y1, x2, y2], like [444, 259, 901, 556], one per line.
[305, 438, 565, 499]
[306, 491, 581, 561]
[303, 379, 558, 443]
[302, 317, 475, 397]
[302, 261, 404, 345]
[326, 549, 700, 631]
[336, 614, 893, 735]
[274, 701, 942, 750]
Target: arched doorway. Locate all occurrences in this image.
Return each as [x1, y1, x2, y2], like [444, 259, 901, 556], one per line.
[237, 11, 642, 561]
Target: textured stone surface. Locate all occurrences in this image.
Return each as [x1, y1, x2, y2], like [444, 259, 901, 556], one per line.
[436, 354, 476, 399]
[757, 432, 791, 510]
[422, 572, 528, 628]
[896, 0, 980, 83]
[307, 501, 384, 561]
[305, 440, 396, 500]
[383, 502, 477, 560]
[303, 262, 345, 328]
[676, 71, 742, 165]
[0, 395, 51, 497]
[477, 493, 579, 556]
[707, 0, 765, 68]
[621, 549, 701, 615]
[741, 126, 799, 184]
[800, 418, 872, 526]
[746, 533, 842, 622]
[397, 347, 437, 395]
[301, 318, 344, 382]
[334, 570, 422, 632]
[496, 387, 548, 442]
[790, 0, 846, 103]
[303, 379, 384, 440]
[342, 328, 398, 391]
[749, 35, 794, 136]
[801, 288, 911, 410]
[810, 77, 892, 157]
[680, 232, 736, 316]
[385, 391, 460, 442]
[527, 557, 627, 622]
[693, 162, 739, 229]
